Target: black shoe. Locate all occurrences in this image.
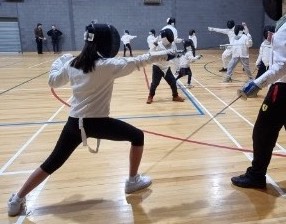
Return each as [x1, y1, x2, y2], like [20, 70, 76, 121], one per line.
[231, 173, 266, 189]
[219, 67, 227, 72]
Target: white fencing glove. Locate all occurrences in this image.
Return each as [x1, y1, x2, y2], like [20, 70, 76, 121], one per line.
[237, 80, 261, 100]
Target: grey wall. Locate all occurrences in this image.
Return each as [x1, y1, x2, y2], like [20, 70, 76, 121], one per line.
[0, 0, 278, 52]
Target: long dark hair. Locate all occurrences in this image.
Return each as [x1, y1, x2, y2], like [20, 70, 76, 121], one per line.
[70, 42, 101, 73]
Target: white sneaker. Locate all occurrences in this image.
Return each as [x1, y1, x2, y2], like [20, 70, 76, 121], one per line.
[7, 193, 26, 216]
[187, 84, 194, 88]
[125, 174, 152, 194]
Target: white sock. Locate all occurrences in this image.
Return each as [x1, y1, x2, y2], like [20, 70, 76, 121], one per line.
[129, 174, 139, 182]
[14, 193, 22, 202]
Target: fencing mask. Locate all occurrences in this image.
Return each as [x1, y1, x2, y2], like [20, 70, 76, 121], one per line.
[234, 25, 244, 36]
[84, 23, 120, 58]
[160, 28, 174, 44]
[263, 0, 282, 21]
[227, 20, 235, 29]
[183, 39, 194, 50]
[263, 25, 275, 39]
[149, 29, 156, 36]
[167, 17, 176, 25]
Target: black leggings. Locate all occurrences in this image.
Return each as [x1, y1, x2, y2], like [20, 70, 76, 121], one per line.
[175, 67, 193, 84]
[41, 117, 144, 174]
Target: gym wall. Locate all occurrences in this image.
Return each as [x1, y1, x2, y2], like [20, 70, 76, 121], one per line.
[0, 0, 276, 52]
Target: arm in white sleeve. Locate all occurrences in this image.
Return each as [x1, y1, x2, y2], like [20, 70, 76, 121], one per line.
[256, 46, 263, 65]
[208, 27, 229, 35]
[109, 50, 172, 79]
[48, 54, 73, 88]
[243, 24, 249, 34]
[185, 52, 201, 62]
[254, 25, 286, 88]
[245, 34, 253, 48]
[175, 37, 183, 43]
[255, 62, 286, 88]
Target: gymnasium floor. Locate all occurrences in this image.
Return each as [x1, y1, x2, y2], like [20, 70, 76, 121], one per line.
[1, 49, 286, 224]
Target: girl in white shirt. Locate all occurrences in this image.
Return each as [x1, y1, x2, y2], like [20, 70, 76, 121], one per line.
[175, 39, 202, 88]
[7, 22, 172, 217]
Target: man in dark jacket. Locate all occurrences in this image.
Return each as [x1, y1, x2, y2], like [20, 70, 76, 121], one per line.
[47, 25, 63, 53]
[34, 23, 46, 54]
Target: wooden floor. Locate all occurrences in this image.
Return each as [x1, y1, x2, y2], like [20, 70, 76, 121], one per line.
[1, 49, 286, 224]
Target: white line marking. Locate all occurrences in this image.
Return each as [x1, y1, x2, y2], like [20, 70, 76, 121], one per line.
[0, 170, 33, 176]
[0, 104, 66, 174]
[28, 59, 54, 69]
[4, 96, 71, 223]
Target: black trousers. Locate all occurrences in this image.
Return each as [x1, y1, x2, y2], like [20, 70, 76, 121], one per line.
[40, 117, 144, 174]
[123, 43, 132, 57]
[52, 40, 60, 52]
[36, 38, 43, 54]
[175, 67, 193, 84]
[149, 65, 179, 97]
[249, 83, 286, 177]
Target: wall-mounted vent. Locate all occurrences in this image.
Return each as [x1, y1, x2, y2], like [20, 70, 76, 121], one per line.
[144, 0, 161, 5]
[4, 0, 24, 2]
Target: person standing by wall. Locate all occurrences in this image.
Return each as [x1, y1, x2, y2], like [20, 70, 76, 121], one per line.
[47, 25, 63, 54]
[34, 23, 46, 54]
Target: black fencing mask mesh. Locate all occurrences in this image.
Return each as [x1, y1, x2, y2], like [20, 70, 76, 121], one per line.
[234, 25, 244, 36]
[160, 28, 174, 44]
[263, 0, 282, 21]
[85, 23, 120, 58]
[227, 20, 235, 29]
[263, 25, 275, 39]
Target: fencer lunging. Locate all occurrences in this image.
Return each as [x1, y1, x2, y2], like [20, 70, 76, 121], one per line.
[7, 22, 175, 217]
